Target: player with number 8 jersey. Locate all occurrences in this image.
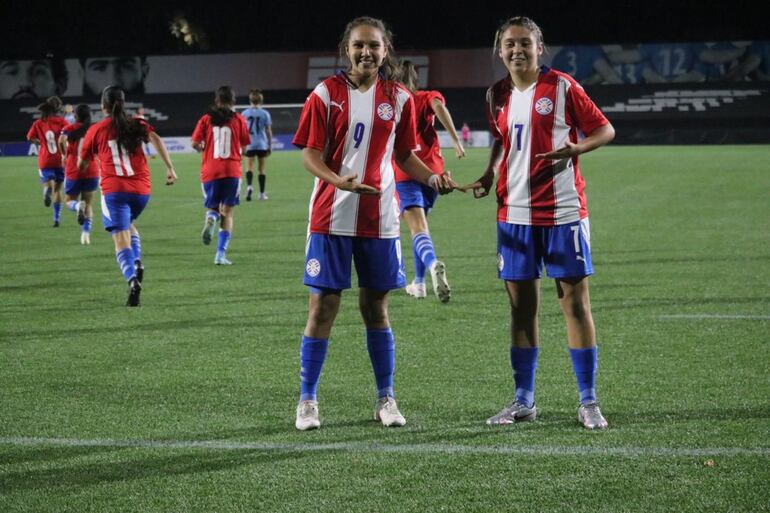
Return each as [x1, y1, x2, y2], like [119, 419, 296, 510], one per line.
[26, 96, 67, 226]
[192, 86, 250, 265]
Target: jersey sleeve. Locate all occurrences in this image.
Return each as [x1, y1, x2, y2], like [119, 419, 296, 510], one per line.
[485, 87, 503, 142]
[292, 92, 328, 151]
[265, 110, 272, 126]
[191, 116, 207, 143]
[79, 125, 96, 161]
[567, 81, 609, 135]
[394, 93, 418, 153]
[26, 121, 39, 141]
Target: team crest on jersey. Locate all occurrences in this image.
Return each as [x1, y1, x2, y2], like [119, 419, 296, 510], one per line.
[535, 97, 554, 115]
[377, 103, 394, 121]
[306, 258, 321, 277]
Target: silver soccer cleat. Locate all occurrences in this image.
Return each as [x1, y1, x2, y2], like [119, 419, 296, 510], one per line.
[486, 399, 537, 425]
[577, 400, 608, 430]
[374, 396, 406, 427]
[430, 260, 451, 303]
[295, 400, 321, 431]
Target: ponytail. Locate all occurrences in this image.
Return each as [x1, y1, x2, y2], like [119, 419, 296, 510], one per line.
[67, 104, 93, 141]
[101, 85, 147, 153]
[37, 96, 62, 119]
[207, 85, 236, 126]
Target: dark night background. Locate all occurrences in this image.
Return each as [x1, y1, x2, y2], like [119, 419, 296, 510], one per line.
[0, 0, 765, 59]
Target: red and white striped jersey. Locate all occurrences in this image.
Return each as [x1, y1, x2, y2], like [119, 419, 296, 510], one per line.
[293, 73, 418, 238]
[27, 117, 66, 169]
[191, 112, 250, 183]
[80, 117, 154, 195]
[487, 67, 609, 226]
[62, 122, 99, 180]
[395, 89, 445, 180]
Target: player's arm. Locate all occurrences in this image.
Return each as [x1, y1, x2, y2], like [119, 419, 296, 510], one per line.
[393, 150, 457, 195]
[192, 140, 204, 152]
[459, 139, 502, 198]
[57, 134, 68, 158]
[302, 147, 379, 195]
[266, 124, 273, 155]
[535, 123, 615, 160]
[147, 131, 177, 185]
[430, 98, 465, 159]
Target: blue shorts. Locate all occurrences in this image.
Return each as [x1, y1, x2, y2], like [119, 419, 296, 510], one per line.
[64, 178, 99, 196]
[304, 233, 406, 291]
[396, 180, 438, 214]
[39, 168, 64, 184]
[101, 192, 150, 232]
[497, 219, 593, 280]
[202, 178, 241, 209]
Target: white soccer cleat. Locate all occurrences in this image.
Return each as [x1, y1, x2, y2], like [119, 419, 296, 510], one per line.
[214, 255, 232, 266]
[374, 396, 406, 427]
[80, 232, 90, 245]
[295, 400, 321, 431]
[577, 401, 609, 430]
[430, 260, 451, 303]
[405, 281, 427, 298]
[486, 399, 537, 425]
[201, 216, 216, 245]
[259, 192, 268, 201]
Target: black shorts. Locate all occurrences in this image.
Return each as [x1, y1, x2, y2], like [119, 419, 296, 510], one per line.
[245, 149, 270, 158]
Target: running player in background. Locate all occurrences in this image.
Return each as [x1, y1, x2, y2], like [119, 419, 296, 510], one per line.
[241, 89, 272, 201]
[292, 16, 456, 431]
[58, 104, 98, 244]
[395, 59, 465, 303]
[461, 122, 471, 147]
[192, 86, 250, 265]
[26, 96, 67, 227]
[79, 86, 177, 306]
[462, 16, 615, 430]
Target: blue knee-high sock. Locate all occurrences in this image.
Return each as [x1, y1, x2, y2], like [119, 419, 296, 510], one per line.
[67, 200, 78, 212]
[116, 248, 136, 281]
[366, 328, 396, 399]
[300, 336, 329, 402]
[53, 202, 62, 222]
[413, 232, 436, 281]
[569, 346, 598, 404]
[511, 346, 539, 408]
[216, 230, 231, 258]
[131, 234, 142, 262]
[83, 218, 92, 233]
[412, 241, 426, 283]
[206, 210, 220, 222]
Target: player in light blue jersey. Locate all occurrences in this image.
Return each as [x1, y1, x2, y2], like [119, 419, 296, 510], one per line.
[241, 89, 272, 201]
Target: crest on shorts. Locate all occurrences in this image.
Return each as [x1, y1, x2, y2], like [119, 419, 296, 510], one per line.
[497, 253, 504, 272]
[306, 258, 321, 277]
[377, 103, 394, 121]
[535, 97, 554, 115]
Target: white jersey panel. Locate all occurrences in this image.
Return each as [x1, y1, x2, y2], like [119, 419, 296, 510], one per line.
[505, 85, 535, 225]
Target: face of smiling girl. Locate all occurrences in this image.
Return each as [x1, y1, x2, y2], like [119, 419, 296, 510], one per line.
[498, 25, 543, 78]
[346, 24, 387, 82]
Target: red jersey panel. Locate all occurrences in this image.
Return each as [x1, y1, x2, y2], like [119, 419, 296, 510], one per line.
[486, 67, 609, 226]
[80, 117, 154, 195]
[293, 73, 417, 238]
[395, 90, 445, 181]
[27, 117, 66, 169]
[61, 123, 99, 179]
[191, 112, 250, 182]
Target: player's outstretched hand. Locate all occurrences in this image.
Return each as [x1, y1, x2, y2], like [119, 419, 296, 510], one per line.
[336, 174, 381, 195]
[536, 141, 579, 160]
[429, 171, 460, 195]
[166, 167, 178, 185]
[458, 171, 494, 198]
[454, 142, 466, 159]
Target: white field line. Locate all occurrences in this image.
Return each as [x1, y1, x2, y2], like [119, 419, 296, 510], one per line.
[1, 436, 768, 458]
[660, 314, 770, 320]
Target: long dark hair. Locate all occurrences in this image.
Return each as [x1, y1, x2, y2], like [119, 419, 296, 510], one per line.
[207, 85, 236, 126]
[338, 17, 399, 100]
[398, 59, 419, 93]
[102, 85, 147, 153]
[67, 104, 93, 141]
[37, 96, 62, 119]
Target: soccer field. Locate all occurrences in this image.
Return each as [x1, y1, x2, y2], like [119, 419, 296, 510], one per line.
[1, 146, 769, 512]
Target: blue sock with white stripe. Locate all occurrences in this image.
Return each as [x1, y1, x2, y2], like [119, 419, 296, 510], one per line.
[366, 328, 396, 399]
[412, 232, 436, 283]
[216, 230, 231, 259]
[300, 336, 329, 401]
[67, 200, 78, 212]
[206, 210, 220, 223]
[83, 218, 92, 233]
[569, 346, 598, 404]
[412, 241, 426, 283]
[116, 248, 136, 281]
[131, 234, 142, 262]
[53, 202, 61, 222]
[511, 346, 539, 408]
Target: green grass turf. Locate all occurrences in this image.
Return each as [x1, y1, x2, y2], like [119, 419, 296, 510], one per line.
[1, 146, 769, 512]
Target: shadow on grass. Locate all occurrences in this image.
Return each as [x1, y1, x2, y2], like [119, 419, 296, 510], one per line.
[0, 448, 303, 492]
